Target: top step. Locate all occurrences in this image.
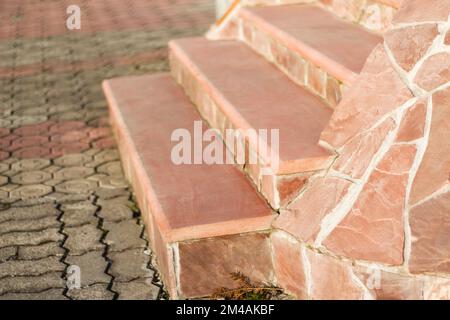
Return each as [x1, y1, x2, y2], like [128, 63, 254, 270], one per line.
[239, 4, 383, 84]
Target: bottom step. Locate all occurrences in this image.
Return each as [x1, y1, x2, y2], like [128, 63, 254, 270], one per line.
[103, 73, 275, 298]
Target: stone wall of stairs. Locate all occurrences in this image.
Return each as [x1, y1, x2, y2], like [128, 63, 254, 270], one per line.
[103, 0, 450, 299]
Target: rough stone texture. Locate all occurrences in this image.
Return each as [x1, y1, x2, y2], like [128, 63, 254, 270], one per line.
[271, 232, 307, 299]
[109, 248, 153, 282]
[65, 251, 111, 287]
[396, 99, 427, 142]
[178, 233, 273, 298]
[0, 256, 65, 278]
[320, 45, 413, 149]
[103, 220, 146, 252]
[17, 242, 64, 260]
[0, 289, 67, 300]
[414, 53, 450, 91]
[409, 191, 450, 274]
[67, 284, 115, 300]
[276, 177, 351, 243]
[385, 24, 439, 72]
[410, 89, 450, 205]
[393, 0, 450, 24]
[64, 224, 104, 255]
[113, 280, 160, 300]
[0, 272, 65, 296]
[306, 250, 364, 300]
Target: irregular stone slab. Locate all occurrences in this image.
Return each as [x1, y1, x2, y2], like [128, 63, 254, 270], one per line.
[333, 118, 395, 179]
[393, 0, 450, 24]
[271, 231, 307, 299]
[414, 52, 450, 91]
[306, 249, 364, 300]
[410, 89, 450, 205]
[409, 190, 450, 274]
[321, 45, 413, 148]
[324, 144, 416, 265]
[385, 24, 439, 72]
[396, 99, 427, 142]
[276, 177, 352, 243]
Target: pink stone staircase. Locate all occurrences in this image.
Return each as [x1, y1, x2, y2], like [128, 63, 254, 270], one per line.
[104, 0, 450, 299]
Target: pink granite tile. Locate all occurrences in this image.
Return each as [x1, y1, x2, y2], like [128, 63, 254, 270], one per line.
[414, 52, 450, 91]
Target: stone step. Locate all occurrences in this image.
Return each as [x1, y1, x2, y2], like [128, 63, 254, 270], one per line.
[170, 37, 334, 209]
[103, 73, 275, 299]
[237, 4, 383, 107]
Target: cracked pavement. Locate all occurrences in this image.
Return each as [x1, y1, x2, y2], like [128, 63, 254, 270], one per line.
[0, 0, 214, 300]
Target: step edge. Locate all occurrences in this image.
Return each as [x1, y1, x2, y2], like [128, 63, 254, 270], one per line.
[239, 6, 362, 84]
[169, 39, 333, 175]
[103, 75, 275, 243]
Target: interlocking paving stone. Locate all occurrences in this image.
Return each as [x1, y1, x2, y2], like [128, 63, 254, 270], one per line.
[109, 248, 153, 282]
[0, 247, 16, 262]
[67, 284, 115, 300]
[0, 204, 58, 223]
[0, 288, 67, 300]
[17, 242, 64, 260]
[9, 184, 53, 199]
[0, 228, 63, 248]
[11, 170, 52, 185]
[65, 251, 111, 287]
[97, 202, 135, 222]
[0, 216, 59, 234]
[114, 280, 160, 300]
[0, 256, 65, 279]
[64, 224, 104, 255]
[60, 201, 98, 227]
[0, 272, 65, 296]
[103, 220, 146, 252]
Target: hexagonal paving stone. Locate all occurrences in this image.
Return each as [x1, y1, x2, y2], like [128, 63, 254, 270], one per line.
[10, 184, 53, 199]
[11, 170, 52, 185]
[55, 179, 98, 194]
[54, 153, 92, 167]
[53, 166, 95, 181]
[97, 161, 123, 177]
[11, 158, 51, 171]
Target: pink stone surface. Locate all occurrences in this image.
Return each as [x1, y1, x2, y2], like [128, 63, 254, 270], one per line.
[307, 250, 364, 299]
[271, 232, 307, 299]
[242, 4, 382, 81]
[414, 52, 450, 91]
[333, 118, 395, 179]
[276, 177, 351, 243]
[409, 190, 450, 274]
[410, 89, 450, 206]
[325, 153, 415, 265]
[321, 45, 413, 149]
[396, 99, 427, 142]
[394, 0, 450, 23]
[385, 24, 439, 72]
[178, 232, 273, 298]
[104, 73, 274, 242]
[170, 37, 333, 173]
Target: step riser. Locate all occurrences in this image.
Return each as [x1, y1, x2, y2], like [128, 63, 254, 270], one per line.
[239, 10, 347, 108]
[169, 48, 328, 209]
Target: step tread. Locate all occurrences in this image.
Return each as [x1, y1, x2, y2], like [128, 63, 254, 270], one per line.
[103, 73, 273, 242]
[241, 4, 382, 81]
[170, 37, 333, 170]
